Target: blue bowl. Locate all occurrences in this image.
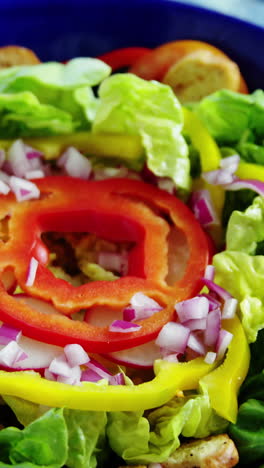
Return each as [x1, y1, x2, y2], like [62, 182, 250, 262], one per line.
[0, 0, 263, 91]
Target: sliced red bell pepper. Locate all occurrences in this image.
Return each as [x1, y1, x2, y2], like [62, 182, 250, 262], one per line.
[0, 176, 209, 352]
[98, 47, 151, 71]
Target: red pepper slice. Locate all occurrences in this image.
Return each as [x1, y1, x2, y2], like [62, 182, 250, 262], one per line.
[0, 177, 209, 352]
[98, 47, 151, 71]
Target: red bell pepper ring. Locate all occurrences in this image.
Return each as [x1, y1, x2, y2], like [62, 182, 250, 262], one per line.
[98, 47, 151, 71]
[0, 177, 209, 353]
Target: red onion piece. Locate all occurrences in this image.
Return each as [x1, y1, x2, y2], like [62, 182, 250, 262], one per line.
[130, 292, 162, 310]
[44, 368, 57, 381]
[48, 354, 73, 378]
[187, 333, 206, 355]
[216, 329, 233, 359]
[57, 365, 81, 385]
[81, 368, 103, 383]
[184, 318, 207, 331]
[122, 307, 136, 322]
[190, 189, 219, 226]
[24, 145, 43, 160]
[25, 257, 39, 287]
[8, 140, 31, 177]
[0, 180, 10, 195]
[198, 293, 221, 311]
[0, 341, 28, 367]
[148, 464, 163, 468]
[64, 344, 90, 367]
[202, 278, 232, 301]
[0, 324, 21, 345]
[0, 170, 10, 184]
[204, 265, 215, 281]
[221, 297, 238, 319]
[204, 309, 221, 348]
[25, 169, 45, 180]
[109, 320, 141, 333]
[204, 351, 217, 364]
[86, 358, 112, 380]
[155, 322, 190, 354]
[175, 296, 209, 323]
[220, 154, 240, 173]
[57, 146, 92, 179]
[123, 293, 162, 322]
[162, 353, 179, 363]
[9, 176, 40, 202]
[224, 178, 264, 197]
[110, 372, 125, 385]
[203, 168, 234, 185]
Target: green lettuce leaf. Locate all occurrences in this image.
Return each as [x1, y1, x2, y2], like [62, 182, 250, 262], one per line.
[195, 89, 264, 146]
[0, 59, 110, 137]
[214, 196, 264, 342]
[93, 73, 189, 191]
[0, 408, 67, 467]
[106, 384, 227, 464]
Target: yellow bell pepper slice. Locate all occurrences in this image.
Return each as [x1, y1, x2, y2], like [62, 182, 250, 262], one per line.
[0, 358, 214, 412]
[183, 107, 225, 218]
[236, 161, 264, 181]
[200, 314, 250, 424]
[0, 133, 144, 166]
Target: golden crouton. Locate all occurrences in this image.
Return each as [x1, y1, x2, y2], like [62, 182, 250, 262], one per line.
[163, 49, 241, 102]
[0, 45, 40, 68]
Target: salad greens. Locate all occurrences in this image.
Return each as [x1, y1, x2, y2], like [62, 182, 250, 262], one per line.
[0, 54, 264, 468]
[93, 73, 190, 190]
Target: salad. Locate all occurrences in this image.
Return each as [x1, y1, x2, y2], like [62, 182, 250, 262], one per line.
[0, 40, 263, 467]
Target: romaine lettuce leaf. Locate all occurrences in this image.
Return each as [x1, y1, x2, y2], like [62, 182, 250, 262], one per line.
[0, 408, 67, 467]
[106, 384, 227, 464]
[195, 89, 264, 146]
[93, 73, 190, 191]
[0, 59, 111, 137]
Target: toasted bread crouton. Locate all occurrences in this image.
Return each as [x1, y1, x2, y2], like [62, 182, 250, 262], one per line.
[119, 434, 238, 468]
[0, 45, 40, 69]
[163, 50, 240, 102]
[163, 434, 238, 468]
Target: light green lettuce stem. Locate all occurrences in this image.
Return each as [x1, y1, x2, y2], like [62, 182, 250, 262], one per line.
[93, 73, 190, 191]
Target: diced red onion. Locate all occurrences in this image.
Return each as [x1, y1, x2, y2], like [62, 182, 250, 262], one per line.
[57, 365, 81, 385]
[202, 278, 232, 301]
[220, 154, 240, 173]
[109, 320, 141, 333]
[8, 140, 31, 177]
[187, 333, 206, 355]
[25, 257, 39, 287]
[0, 324, 21, 345]
[204, 309, 221, 348]
[204, 265, 215, 281]
[98, 251, 128, 275]
[57, 146, 92, 180]
[190, 189, 219, 226]
[198, 293, 221, 311]
[224, 178, 264, 197]
[0, 180, 10, 195]
[0, 170, 10, 184]
[204, 351, 217, 364]
[216, 329, 233, 359]
[25, 169, 45, 180]
[175, 296, 209, 323]
[64, 344, 90, 367]
[184, 318, 207, 331]
[155, 322, 190, 353]
[44, 368, 57, 381]
[86, 358, 112, 381]
[24, 146, 43, 160]
[81, 368, 103, 383]
[9, 176, 40, 202]
[203, 168, 234, 185]
[48, 354, 73, 377]
[125, 293, 162, 321]
[221, 297, 238, 319]
[0, 341, 28, 367]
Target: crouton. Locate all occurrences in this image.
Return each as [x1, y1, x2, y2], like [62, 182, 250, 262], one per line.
[0, 45, 40, 68]
[119, 434, 239, 468]
[163, 49, 241, 102]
